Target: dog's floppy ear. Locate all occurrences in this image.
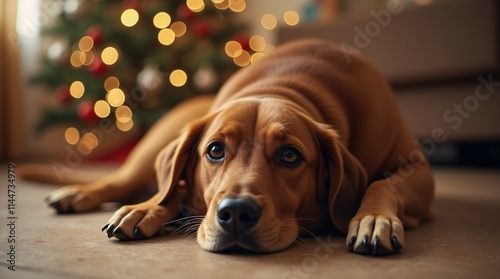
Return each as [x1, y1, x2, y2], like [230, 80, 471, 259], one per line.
[311, 122, 368, 234]
[154, 114, 214, 205]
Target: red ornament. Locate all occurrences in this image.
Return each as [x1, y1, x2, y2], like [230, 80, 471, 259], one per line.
[192, 21, 212, 38]
[177, 4, 194, 21]
[57, 85, 72, 104]
[123, 0, 140, 11]
[77, 100, 99, 124]
[234, 33, 250, 51]
[85, 25, 102, 46]
[88, 56, 108, 76]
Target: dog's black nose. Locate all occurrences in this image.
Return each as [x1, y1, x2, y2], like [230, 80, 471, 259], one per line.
[216, 197, 261, 234]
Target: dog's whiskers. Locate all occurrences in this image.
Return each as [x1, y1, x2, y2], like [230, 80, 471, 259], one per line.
[162, 215, 204, 226]
[163, 216, 203, 236]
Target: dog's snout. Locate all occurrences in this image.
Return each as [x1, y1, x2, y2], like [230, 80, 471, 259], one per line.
[216, 197, 261, 234]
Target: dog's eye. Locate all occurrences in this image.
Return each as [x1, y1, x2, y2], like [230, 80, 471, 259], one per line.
[206, 142, 225, 162]
[279, 146, 302, 167]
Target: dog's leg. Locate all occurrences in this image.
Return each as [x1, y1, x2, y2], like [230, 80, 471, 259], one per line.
[346, 157, 435, 255]
[45, 95, 214, 213]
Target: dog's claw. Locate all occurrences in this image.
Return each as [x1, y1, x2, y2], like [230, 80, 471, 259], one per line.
[348, 237, 356, 251]
[106, 225, 115, 238]
[134, 227, 145, 239]
[102, 224, 109, 232]
[372, 237, 380, 254]
[392, 236, 402, 251]
[48, 201, 64, 214]
[355, 235, 371, 254]
[112, 227, 130, 240]
[372, 236, 392, 255]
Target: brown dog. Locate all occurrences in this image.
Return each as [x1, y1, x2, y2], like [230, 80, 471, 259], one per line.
[29, 39, 434, 254]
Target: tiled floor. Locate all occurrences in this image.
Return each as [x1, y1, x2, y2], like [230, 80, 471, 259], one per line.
[0, 166, 499, 279]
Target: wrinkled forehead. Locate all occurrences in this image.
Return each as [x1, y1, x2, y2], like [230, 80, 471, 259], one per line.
[203, 98, 316, 146]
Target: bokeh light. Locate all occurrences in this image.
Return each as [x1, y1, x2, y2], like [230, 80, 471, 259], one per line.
[104, 76, 120, 91]
[115, 105, 133, 123]
[70, 51, 85, 67]
[169, 69, 187, 87]
[261, 14, 277, 30]
[229, 0, 246, 12]
[249, 35, 266, 52]
[233, 50, 250, 67]
[101, 47, 118, 65]
[106, 88, 125, 107]
[121, 9, 139, 27]
[69, 81, 85, 98]
[94, 100, 111, 118]
[116, 119, 134, 132]
[153, 12, 171, 29]
[214, 0, 229, 10]
[78, 36, 94, 52]
[186, 0, 205, 12]
[65, 127, 80, 145]
[225, 40, 242, 57]
[170, 21, 187, 37]
[79, 132, 99, 154]
[83, 51, 94, 66]
[251, 52, 265, 64]
[284, 10, 300, 26]
[158, 28, 175, 45]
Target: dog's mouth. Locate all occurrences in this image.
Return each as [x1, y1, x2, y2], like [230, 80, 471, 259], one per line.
[209, 231, 264, 253]
[196, 196, 298, 253]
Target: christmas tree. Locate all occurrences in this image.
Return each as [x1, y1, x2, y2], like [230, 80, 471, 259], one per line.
[31, 0, 271, 155]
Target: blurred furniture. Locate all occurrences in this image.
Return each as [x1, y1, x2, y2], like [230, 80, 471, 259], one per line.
[0, 0, 23, 160]
[279, 0, 499, 167]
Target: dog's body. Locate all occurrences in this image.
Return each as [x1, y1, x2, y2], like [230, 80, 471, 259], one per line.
[27, 39, 434, 254]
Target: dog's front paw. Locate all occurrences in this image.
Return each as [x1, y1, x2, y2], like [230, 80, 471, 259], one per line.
[45, 186, 99, 214]
[102, 203, 171, 241]
[346, 215, 404, 255]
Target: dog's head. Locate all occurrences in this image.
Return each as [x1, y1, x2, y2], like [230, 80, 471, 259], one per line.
[155, 97, 367, 253]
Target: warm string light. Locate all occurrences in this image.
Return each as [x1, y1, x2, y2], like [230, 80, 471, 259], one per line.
[225, 40, 242, 58]
[121, 9, 139, 27]
[94, 100, 111, 118]
[115, 105, 133, 123]
[158, 28, 175, 45]
[261, 14, 277, 30]
[116, 119, 134, 132]
[249, 35, 266, 52]
[64, 127, 80, 145]
[65, 4, 301, 142]
[225, 35, 273, 67]
[187, 0, 205, 12]
[69, 81, 85, 98]
[106, 88, 125, 107]
[214, 0, 229, 10]
[284, 10, 300, 26]
[104, 76, 120, 91]
[170, 21, 187, 37]
[101, 47, 118, 65]
[153, 12, 171, 29]
[79, 132, 99, 154]
[170, 69, 187, 87]
[228, 0, 246, 12]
